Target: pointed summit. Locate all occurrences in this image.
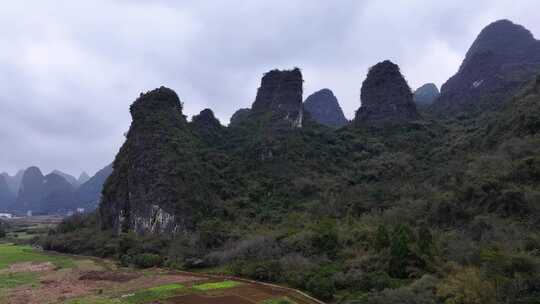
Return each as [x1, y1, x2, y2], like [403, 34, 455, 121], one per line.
[192, 109, 222, 129]
[251, 68, 304, 128]
[100, 87, 205, 234]
[355, 60, 420, 126]
[76, 164, 112, 211]
[52, 170, 79, 187]
[466, 19, 535, 60]
[229, 108, 251, 127]
[191, 108, 224, 143]
[414, 83, 440, 105]
[78, 172, 90, 184]
[433, 19, 540, 114]
[130, 86, 184, 122]
[16, 166, 45, 211]
[304, 89, 348, 128]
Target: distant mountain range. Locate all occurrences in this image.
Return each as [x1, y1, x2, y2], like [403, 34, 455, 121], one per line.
[0, 165, 111, 214]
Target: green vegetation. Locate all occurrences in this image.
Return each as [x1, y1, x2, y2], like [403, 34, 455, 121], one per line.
[0, 272, 38, 289]
[0, 222, 6, 239]
[0, 243, 74, 269]
[66, 297, 122, 304]
[65, 284, 185, 304]
[123, 283, 185, 303]
[192, 280, 241, 291]
[40, 78, 540, 303]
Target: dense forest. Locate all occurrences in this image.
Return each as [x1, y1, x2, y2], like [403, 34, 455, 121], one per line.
[36, 19, 540, 304]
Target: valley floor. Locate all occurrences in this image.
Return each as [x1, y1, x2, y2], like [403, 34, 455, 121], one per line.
[0, 243, 319, 304]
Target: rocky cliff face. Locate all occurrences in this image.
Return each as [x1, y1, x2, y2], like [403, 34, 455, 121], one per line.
[414, 83, 440, 105]
[355, 60, 420, 126]
[304, 89, 348, 128]
[99, 87, 213, 234]
[433, 19, 540, 114]
[76, 164, 112, 211]
[251, 68, 304, 128]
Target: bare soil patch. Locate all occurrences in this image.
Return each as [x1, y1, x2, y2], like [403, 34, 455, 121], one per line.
[8, 272, 96, 304]
[218, 285, 283, 302]
[166, 294, 254, 304]
[7, 261, 55, 273]
[79, 270, 140, 282]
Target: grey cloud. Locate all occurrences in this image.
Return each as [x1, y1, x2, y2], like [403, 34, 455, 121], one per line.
[1, 0, 540, 175]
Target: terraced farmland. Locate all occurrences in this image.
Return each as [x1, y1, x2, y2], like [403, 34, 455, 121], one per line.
[0, 244, 321, 304]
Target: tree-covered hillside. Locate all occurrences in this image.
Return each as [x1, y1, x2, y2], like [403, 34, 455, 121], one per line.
[38, 19, 540, 304]
[41, 73, 540, 303]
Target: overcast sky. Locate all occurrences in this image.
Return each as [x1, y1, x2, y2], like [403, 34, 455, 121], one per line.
[1, 1, 540, 177]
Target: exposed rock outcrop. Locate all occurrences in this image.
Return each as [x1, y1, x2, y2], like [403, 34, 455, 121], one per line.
[251, 68, 304, 128]
[433, 19, 540, 114]
[304, 89, 348, 128]
[99, 87, 215, 234]
[414, 83, 440, 106]
[355, 60, 420, 126]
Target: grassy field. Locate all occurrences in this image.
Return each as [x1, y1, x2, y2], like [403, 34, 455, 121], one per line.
[0, 272, 39, 289]
[2, 216, 62, 243]
[0, 243, 74, 269]
[0, 243, 318, 304]
[192, 280, 241, 291]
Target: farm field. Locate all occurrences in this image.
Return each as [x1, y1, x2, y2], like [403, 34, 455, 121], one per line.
[2, 216, 63, 241]
[0, 243, 320, 304]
